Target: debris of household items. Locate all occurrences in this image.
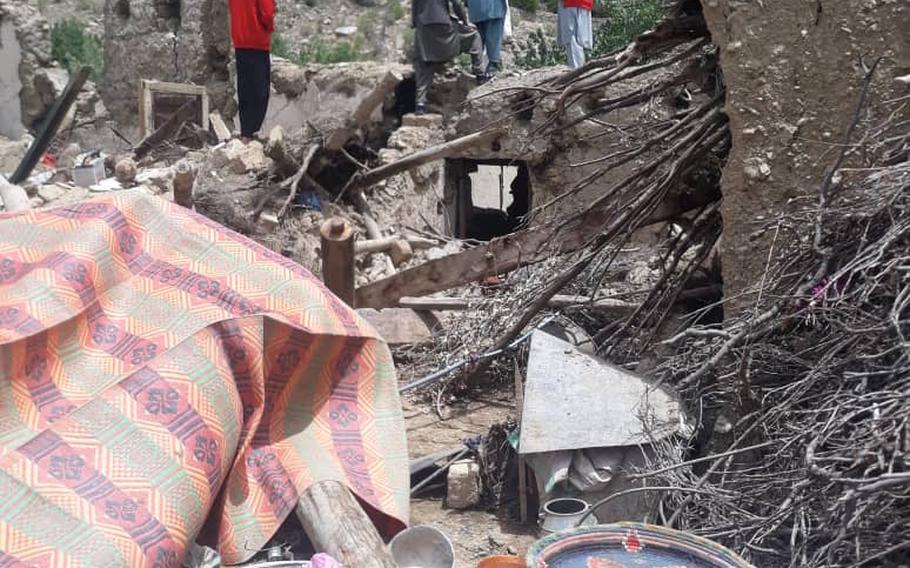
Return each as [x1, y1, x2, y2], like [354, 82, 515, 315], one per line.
[71, 150, 106, 187]
[518, 331, 684, 528]
[389, 525, 455, 568]
[0, 191, 408, 567]
[526, 523, 754, 567]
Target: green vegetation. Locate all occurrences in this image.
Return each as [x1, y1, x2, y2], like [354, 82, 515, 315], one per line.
[515, 0, 664, 69]
[50, 19, 104, 80]
[510, 0, 541, 14]
[387, 0, 406, 22]
[271, 32, 292, 60]
[298, 39, 362, 65]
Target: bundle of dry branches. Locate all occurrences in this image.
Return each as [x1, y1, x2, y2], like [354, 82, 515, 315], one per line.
[640, 92, 910, 566]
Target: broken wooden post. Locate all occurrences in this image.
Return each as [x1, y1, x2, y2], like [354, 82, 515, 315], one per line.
[388, 240, 413, 267]
[173, 160, 196, 209]
[295, 481, 396, 567]
[10, 66, 91, 185]
[133, 100, 198, 160]
[320, 217, 355, 306]
[209, 111, 232, 143]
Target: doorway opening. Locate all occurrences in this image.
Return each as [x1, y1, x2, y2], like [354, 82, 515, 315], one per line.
[445, 159, 532, 241]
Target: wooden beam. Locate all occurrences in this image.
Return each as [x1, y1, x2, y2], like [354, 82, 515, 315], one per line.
[320, 218, 355, 306]
[355, 236, 437, 255]
[295, 481, 396, 567]
[396, 295, 639, 314]
[355, 307, 439, 345]
[341, 128, 504, 196]
[354, 188, 718, 309]
[10, 66, 91, 185]
[172, 160, 195, 209]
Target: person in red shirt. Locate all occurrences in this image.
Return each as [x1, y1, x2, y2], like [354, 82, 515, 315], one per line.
[557, 0, 592, 69]
[228, 0, 276, 142]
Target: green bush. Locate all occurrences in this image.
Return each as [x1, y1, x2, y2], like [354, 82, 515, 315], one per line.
[510, 0, 540, 14]
[50, 19, 104, 79]
[515, 28, 563, 69]
[271, 32, 292, 59]
[298, 40, 362, 65]
[387, 0, 406, 22]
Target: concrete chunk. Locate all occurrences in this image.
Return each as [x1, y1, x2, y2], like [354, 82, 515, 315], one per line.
[446, 459, 481, 509]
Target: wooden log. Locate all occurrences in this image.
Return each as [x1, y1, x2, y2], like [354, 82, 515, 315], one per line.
[134, 100, 197, 160]
[10, 66, 91, 185]
[340, 128, 504, 197]
[172, 160, 195, 209]
[0, 175, 32, 212]
[396, 295, 639, 314]
[355, 236, 437, 255]
[209, 111, 232, 142]
[295, 481, 396, 568]
[325, 70, 402, 151]
[320, 217, 355, 306]
[354, 187, 718, 309]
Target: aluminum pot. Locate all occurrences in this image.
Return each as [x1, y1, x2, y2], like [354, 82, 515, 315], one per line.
[539, 498, 597, 536]
[389, 525, 455, 568]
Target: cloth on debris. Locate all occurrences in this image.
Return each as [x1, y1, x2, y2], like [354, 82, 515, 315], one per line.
[229, 0, 276, 51]
[523, 448, 623, 495]
[236, 48, 272, 138]
[0, 190, 408, 566]
[557, 3, 592, 69]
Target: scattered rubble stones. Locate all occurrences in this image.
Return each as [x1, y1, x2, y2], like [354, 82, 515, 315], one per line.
[446, 459, 481, 510]
[115, 158, 138, 184]
[212, 140, 271, 174]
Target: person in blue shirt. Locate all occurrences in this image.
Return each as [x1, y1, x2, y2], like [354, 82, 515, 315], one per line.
[467, 0, 507, 78]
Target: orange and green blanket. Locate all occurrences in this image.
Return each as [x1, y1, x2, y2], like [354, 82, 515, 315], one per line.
[0, 190, 408, 566]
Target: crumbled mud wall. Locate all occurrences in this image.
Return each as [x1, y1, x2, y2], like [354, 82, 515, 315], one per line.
[0, 0, 62, 138]
[702, 0, 910, 311]
[102, 0, 234, 125]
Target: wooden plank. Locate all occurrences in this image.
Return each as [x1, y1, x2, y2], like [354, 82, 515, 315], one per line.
[144, 80, 208, 96]
[398, 297, 469, 311]
[354, 236, 438, 255]
[209, 112, 232, 142]
[356, 308, 439, 346]
[9, 67, 91, 185]
[320, 218, 355, 306]
[295, 481, 396, 568]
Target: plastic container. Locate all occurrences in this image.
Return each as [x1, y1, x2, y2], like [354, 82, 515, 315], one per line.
[72, 157, 105, 187]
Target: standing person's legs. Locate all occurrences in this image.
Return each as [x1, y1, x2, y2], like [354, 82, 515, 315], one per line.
[458, 23, 486, 78]
[567, 35, 585, 68]
[481, 18, 504, 73]
[235, 49, 270, 139]
[414, 57, 436, 109]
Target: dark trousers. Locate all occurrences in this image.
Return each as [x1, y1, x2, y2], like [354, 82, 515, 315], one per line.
[235, 48, 271, 138]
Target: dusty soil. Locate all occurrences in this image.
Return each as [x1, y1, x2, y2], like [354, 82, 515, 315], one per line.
[403, 393, 538, 568]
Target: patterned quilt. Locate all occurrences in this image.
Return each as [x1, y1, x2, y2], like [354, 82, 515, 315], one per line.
[0, 190, 408, 566]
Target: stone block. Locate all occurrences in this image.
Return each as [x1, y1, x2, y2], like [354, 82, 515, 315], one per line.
[446, 459, 481, 509]
[402, 113, 444, 129]
[36, 183, 68, 203]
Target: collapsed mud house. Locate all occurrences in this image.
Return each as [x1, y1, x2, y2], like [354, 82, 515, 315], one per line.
[0, 0, 908, 566]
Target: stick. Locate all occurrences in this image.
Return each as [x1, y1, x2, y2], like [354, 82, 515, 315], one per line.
[355, 236, 437, 255]
[10, 66, 91, 185]
[276, 144, 319, 220]
[295, 481, 396, 567]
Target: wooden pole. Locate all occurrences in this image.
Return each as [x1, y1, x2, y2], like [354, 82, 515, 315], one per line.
[320, 217, 355, 306]
[172, 160, 195, 209]
[295, 481, 396, 568]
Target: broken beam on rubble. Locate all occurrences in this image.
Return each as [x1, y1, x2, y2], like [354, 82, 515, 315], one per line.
[339, 128, 505, 199]
[320, 217, 355, 306]
[209, 111, 232, 143]
[355, 187, 718, 308]
[0, 175, 31, 212]
[397, 295, 641, 315]
[10, 66, 91, 185]
[326, 70, 403, 151]
[133, 100, 198, 160]
[355, 236, 437, 255]
[295, 481, 396, 567]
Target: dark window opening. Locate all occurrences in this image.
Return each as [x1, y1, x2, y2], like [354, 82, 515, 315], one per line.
[446, 159, 532, 241]
[393, 76, 417, 119]
[114, 0, 131, 19]
[155, 0, 181, 25]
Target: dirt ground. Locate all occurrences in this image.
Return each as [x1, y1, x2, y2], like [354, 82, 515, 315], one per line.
[403, 394, 538, 567]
